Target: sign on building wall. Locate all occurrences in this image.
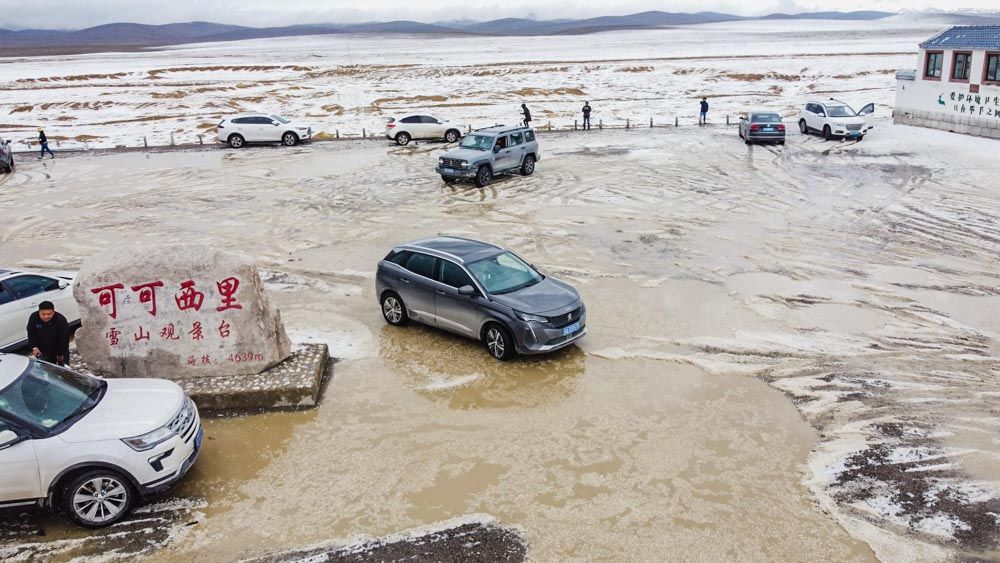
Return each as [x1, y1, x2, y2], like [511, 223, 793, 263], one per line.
[937, 91, 1000, 118]
[74, 245, 291, 378]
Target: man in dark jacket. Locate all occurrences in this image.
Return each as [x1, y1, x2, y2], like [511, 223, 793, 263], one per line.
[699, 98, 709, 125]
[521, 104, 532, 127]
[27, 301, 70, 365]
[38, 128, 55, 159]
[582, 102, 592, 130]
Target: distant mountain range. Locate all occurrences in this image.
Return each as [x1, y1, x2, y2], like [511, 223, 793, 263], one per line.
[2, 10, 999, 55]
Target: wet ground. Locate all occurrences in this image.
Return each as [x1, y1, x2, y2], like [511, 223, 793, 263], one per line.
[0, 124, 998, 561]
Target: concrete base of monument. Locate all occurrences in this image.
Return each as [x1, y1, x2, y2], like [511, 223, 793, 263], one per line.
[69, 343, 331, 412]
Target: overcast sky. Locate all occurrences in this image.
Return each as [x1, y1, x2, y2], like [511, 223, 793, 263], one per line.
[0, 0, 996, 30]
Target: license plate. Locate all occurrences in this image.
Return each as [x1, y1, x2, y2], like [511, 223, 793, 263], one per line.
[562, 321, 580, 336]
[194, 427, 204, 450]
[763, 127, 773, 131]
[443, 168, 456, 174]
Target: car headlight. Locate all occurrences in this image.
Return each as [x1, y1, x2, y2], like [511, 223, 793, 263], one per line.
[122, 426, 175, 451]
[296, 127, 309, 131]
[515, 311, 548, 323]
[460, 160, 468, 167]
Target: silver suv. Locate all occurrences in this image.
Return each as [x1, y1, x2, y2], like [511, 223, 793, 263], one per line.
[0, 137, 13, 174]
[436, 125, 539, 188]
[376, 237, 586, 361]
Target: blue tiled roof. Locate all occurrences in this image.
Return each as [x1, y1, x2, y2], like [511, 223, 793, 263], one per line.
[920, 26, 1000, 50]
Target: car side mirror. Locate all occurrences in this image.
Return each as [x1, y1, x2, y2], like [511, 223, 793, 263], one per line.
[493, 146, 501, 153]
[458, 285, 476, 296]
[0, 430, 22, 450]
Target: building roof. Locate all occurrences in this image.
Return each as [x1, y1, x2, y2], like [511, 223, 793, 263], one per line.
[920, 26, 1000, 51]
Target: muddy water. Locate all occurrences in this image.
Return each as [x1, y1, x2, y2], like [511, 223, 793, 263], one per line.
[1, 126, 997, 560]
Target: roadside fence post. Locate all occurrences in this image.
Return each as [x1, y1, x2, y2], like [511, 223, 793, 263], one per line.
[143, 136, 148, 148]
[362, 128, 366, 138]
[626, 119, 630, 129]
[649, 117, 653, 128]
[170, 133, 175, 146]
[197, 134, 203, 145]
[336, 130, 339, 138]
[547, 122, 551, 131]
[599, 120, 603, 130]
[467, 125, 471, 133]
[675, 116, 679, 127]
[574, 120, 578, 130]
[726, 115, 730, 126]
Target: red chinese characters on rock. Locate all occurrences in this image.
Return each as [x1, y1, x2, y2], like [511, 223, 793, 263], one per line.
[188, 322, 204, 341]
[215, 277, 243, 311]
[134, 326, 150, 342]
[106, 327, 121, 346]
[175, 280, 205, 312]
[91, 283, 125, 319]
[130, 281, 164, 316]
[218, 319, 231, 338]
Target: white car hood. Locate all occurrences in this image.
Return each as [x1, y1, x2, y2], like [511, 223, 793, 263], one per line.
[59, 378, 184, 443]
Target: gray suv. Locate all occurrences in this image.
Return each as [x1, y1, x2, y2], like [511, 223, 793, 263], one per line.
[376, 237, 586, 360]
[435, 125, 539, 188]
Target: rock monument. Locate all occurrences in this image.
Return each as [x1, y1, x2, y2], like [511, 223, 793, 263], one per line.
[74, 245, 291, 379]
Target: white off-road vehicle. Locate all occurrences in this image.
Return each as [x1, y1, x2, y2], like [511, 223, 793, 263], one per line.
[0, 354, 202, 527]
[798, 99, 875, 141]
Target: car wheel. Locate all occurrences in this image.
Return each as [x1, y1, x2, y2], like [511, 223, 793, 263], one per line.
[799, 120, 808, 135]
[281, 132, 298, 147]
[778, 140, 786, 145]
[395, 132, 411, 146]
[857, 135, 864, 142]
[520, 155, 535, 175]
[444, 129, 460, 143]
[441, 176, 457, 184]
[483, 323, 514, 361]
[381, 292, 409, 326]
[474, 166, 492, 188]
[823, 125, 832, 141]
[62, 470, 135, 528]
[228, 134, 245, 149]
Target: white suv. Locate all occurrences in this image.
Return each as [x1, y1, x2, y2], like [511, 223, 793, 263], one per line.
[798, 100, 874, 141]
[386, 115, 463, 146]
[1, 269, 80, 352]
[0, 354, 202, 527]
[217, 113, 313, 148]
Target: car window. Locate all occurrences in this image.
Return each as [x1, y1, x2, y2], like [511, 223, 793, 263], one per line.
[467, 252, 543, 295]
[525, 131, 535, 142]
[420, 116, 440, 124]
[404, 253, 437, 279]
[0, 361, 103, 431]
[231, 117, 250, 124]
[827, 105, 855, 117]
[459, 134, 493, 151]
[438, 260, 475, 289]
[0, 282, 14, 305]
[752, 113, 782, 123]
[400, 116, 421, 124]
[256, 116, 275, 125]
[5, 275, 58, 300]
[495, 136, 508, 150]
[386, 250, 411, 266]
[510, 132, 524, 146]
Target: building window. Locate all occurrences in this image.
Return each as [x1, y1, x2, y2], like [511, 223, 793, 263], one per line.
[924, 51, 943, 79]
[951, 51, 972, 81]
[986, 53, 1000, 83]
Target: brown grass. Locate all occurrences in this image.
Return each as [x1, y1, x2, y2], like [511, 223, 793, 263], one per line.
[74, 134, 104, 141]
[510, 87, 586, 97]
[720, 72, 802, 82]
[16, 72, 127, 83]
[152, 91, 188, 99]
[617, 66, 654, 73]
[371, 95, 448, 109]
[10, 105, 33, 114]
[147, 65, 312, 79]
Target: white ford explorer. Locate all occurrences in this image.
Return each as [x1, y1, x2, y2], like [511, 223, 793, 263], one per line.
[0, 354, 202, 527]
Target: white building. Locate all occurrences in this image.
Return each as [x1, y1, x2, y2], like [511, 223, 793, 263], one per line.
[894, 26, 1000, 139]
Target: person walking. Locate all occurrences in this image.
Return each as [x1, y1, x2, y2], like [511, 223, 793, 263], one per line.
[38, 128, 55, 159]
[582, 101, 592, 130]
[699, 98, 709, 126]
[27, 301, 70, 365]
[521, 104, 532, 128]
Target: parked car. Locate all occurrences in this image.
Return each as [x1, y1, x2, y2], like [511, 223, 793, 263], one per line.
[798, 100, 874, 141]
[385, 115, 463, 146]
[376, 237, 586, 361]
[216, 113, 313, 148]
[0, 354, 203, 527]
[0, 138, 14, 174]
[739, 111, 786, 145]
[435, 125, 539, 188]
[1, 269, 80, 352]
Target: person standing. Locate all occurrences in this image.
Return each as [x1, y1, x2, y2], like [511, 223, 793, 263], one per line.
[699, 98, 709, 126]
[582, 101, 592, 130]
[27, 301, 70, 365]
[38, 128, 55, 159]
[521, 104, 532, 127]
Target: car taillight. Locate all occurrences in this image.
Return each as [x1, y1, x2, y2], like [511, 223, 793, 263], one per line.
[776, 124, 786, 131]
[750, 124, 761, 131]
[387, 123, 396, 129]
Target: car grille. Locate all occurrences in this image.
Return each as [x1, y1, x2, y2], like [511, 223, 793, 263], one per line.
[846, 123, 863, 131]
[546, 325, 584, 346]
[441, 157, 465, 168]
[547, 306, 583, 329]
[168, 396, 198, 443]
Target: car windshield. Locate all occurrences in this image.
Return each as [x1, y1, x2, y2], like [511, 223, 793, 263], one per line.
[466, 251, 543, 295]
[827, 105, 856, 117]
[459, 134, 494, 151]
[753, 113, 782, 123]
[0, 360, 104, 431]
[270, 115, 290, 124]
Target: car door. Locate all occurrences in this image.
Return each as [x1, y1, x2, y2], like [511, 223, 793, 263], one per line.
[2, 275, 62, 348]
[858, 103, 875, 130]
[260, 116, 281, 142]
[0, 281, 24, 350]
[0, 418, 42, 503]
[398, 252, 439, 324]
[493, 135, 516, 171]
[434, 260, 481, 338]
[230, 117, 253, 141]
[399, 116, 422, 139]
[421, 116, 445, 139]
[508, 132, 526, 166]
